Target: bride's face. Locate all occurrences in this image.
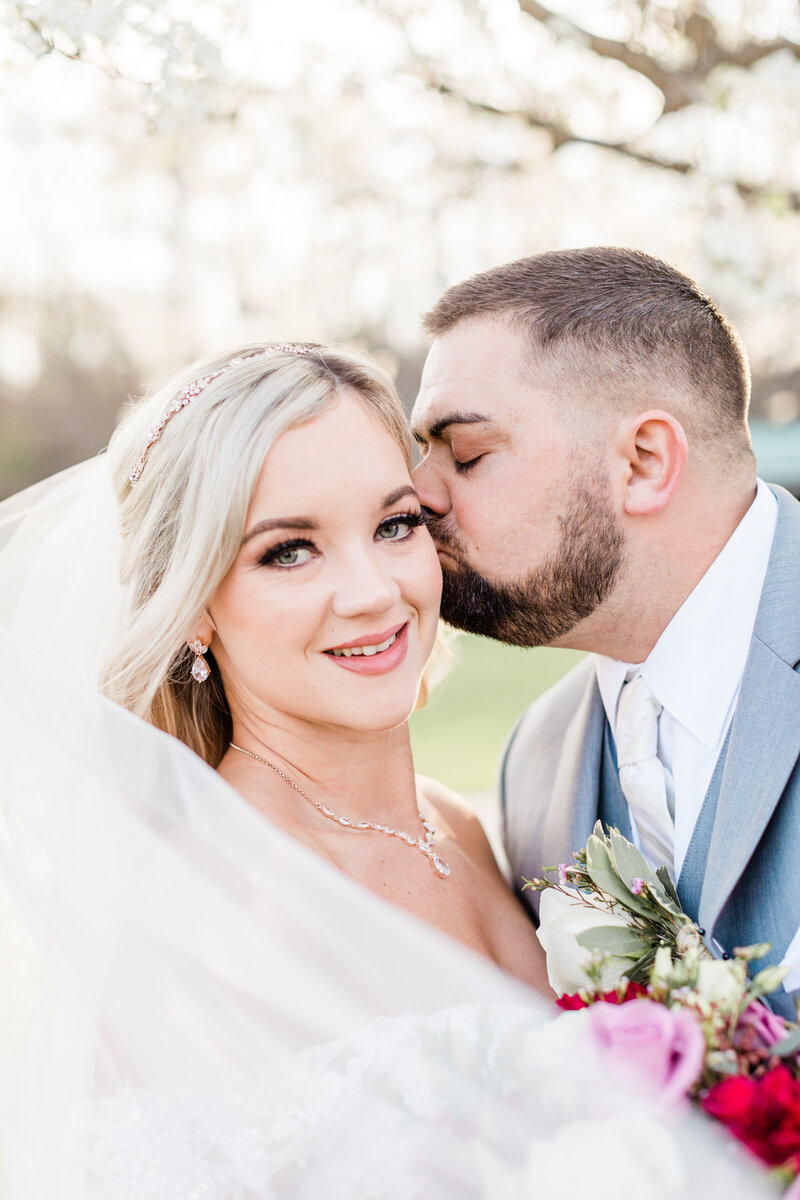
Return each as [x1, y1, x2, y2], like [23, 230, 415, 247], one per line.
[207, 390, 442, 735]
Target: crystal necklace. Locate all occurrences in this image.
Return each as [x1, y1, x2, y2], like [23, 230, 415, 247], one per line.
[229, 743, 451, 878]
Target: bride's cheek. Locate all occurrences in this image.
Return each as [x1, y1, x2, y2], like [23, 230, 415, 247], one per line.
[409, 559, 443, 651]
[423, 545, 444, 608]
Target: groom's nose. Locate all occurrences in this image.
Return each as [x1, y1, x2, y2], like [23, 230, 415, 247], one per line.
[412, 457, 451, 518]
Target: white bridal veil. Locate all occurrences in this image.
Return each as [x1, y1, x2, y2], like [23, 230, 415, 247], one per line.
[0, 458, 778, 1198]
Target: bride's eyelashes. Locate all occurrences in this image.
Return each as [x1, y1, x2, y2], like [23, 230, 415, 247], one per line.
[259, 539, 318, 568]
[258, 512, 428, 570]
[375, 511, 428, 541]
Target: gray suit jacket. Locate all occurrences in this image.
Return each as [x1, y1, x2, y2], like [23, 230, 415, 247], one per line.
[500, 485, 800, 1009]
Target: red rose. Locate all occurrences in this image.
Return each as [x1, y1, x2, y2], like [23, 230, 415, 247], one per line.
[557, 993, 590, 1010]
[557, 982, 648, 1011]
[702, 1066, 800, 1170]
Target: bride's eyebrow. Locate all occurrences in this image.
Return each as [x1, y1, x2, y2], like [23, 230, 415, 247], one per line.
[383, 485, 419, 508]
[242, 487, 419, 544]
[242, 516, 316, 543]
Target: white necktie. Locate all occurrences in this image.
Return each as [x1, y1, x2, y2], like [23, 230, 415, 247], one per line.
[615, 674, 674, 872]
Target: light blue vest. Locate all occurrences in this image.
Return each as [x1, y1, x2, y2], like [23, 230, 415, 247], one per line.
[598, 722, 797, 1019]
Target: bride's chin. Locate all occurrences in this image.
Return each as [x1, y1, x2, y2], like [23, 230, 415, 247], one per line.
[341, 698, 421, 734]
[327, 683, 425, 734]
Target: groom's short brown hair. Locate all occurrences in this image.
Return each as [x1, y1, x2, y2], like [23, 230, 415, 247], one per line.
[422, 247, 752, 451]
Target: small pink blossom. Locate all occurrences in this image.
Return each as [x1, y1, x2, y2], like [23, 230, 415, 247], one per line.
[558, 863, 569, 886]
[586, 999, 706, 1106]
[631, 878, 645, 896]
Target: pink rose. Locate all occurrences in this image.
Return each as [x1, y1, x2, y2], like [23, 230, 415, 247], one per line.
[736, 1002, 789, 1051]
[586, 999, 706, 1106]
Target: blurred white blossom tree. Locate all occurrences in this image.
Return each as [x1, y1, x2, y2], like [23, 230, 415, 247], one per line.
[1, 0, 800, 493]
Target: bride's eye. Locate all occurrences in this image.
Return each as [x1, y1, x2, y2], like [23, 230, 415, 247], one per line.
[376, 512, 426, 542]
[260, 540, 317, 568]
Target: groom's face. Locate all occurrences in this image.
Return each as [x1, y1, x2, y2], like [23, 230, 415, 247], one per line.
[411, 318, 625, 647]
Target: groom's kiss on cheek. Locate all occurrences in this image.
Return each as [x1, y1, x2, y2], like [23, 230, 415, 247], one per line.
[410, 248, 761, 670]
[411, 317, 627, 649]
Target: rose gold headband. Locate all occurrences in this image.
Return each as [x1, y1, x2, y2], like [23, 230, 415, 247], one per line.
[129, 344, 317, 488]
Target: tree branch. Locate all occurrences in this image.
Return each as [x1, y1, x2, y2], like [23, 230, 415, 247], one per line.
[517, 0, 800, 114]
[428, 77, 800, 212]
[19, 14, 124, 80]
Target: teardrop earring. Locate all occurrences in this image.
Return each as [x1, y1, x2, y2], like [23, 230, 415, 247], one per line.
[188, 638, 210, 683]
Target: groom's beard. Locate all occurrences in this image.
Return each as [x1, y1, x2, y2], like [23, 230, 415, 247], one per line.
[428, 480, 626, 647]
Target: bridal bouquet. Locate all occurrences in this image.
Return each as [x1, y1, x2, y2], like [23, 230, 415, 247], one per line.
[527, 824, 800, 1192]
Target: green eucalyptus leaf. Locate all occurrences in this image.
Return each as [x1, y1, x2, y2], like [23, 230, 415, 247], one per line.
[625, 949, 657, 984]
[607, 829, 652, 881]
[656, 866, 682, 910]
[584, 838, 653, 919]
[772, 1028, 800, 1059]
[577, 925, 649, 959]
[606, 829, 683, 917]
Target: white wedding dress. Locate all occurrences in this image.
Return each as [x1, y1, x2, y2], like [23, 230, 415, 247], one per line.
[0, 460, 776, 1198]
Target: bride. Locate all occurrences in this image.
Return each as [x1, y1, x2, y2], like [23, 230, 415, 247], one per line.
[104, 341, 547, 987]
[0, 342, 773, 1197]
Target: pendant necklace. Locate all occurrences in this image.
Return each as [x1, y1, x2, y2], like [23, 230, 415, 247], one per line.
[229, 743, 451, 878]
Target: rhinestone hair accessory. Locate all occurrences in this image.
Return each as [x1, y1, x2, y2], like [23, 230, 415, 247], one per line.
[129, 344, 317, 488]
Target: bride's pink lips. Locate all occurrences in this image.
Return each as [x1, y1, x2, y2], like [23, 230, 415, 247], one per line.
[323, 623, 409, 675]
[325, 622, 406, 652]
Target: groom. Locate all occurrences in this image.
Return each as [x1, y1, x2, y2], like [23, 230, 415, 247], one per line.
[411, 247, 800, 1017]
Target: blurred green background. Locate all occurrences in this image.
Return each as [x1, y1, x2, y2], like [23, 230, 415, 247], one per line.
[410, 636, 583, 796]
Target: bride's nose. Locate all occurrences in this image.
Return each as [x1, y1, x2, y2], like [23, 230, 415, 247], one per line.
[330, 545, 402, 619]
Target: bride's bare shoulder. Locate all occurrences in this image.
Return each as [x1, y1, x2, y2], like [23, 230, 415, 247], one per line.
[416, 775, 499, 875]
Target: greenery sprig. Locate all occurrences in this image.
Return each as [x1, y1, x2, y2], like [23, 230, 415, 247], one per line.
[525, 821, 786, 999]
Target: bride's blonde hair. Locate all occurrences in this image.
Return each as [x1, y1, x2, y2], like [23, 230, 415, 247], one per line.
[103, 343, 414, 766]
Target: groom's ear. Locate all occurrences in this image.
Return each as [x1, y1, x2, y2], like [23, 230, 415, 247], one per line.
[614, 410, 688, 517]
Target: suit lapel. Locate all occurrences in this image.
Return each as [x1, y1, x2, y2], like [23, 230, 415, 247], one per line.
[698, 645, 800, 933]
[539, 669, 605, 873]
[698, 486, 800, 934]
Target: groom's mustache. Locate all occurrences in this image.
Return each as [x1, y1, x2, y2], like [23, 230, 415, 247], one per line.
[423, 514, 467, 564]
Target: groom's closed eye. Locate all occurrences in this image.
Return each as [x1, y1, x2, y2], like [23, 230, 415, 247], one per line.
[449, 432, 501, 475]
[453, 454, 484, 474]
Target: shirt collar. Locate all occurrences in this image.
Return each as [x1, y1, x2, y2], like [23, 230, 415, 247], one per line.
[596, 480, 778, 750]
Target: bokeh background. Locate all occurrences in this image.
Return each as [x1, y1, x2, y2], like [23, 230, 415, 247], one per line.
[3, 0, 800, 798]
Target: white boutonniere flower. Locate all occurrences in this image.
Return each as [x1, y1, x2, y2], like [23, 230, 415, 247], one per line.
[536, 887, 637, 997]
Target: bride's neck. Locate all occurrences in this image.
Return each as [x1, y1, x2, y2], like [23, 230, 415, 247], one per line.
[224, 716, 419, 823]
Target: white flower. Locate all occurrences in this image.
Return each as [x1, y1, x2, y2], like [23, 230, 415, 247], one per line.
[536, 888, 635, 997]
[695, 959, 748, 1012]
